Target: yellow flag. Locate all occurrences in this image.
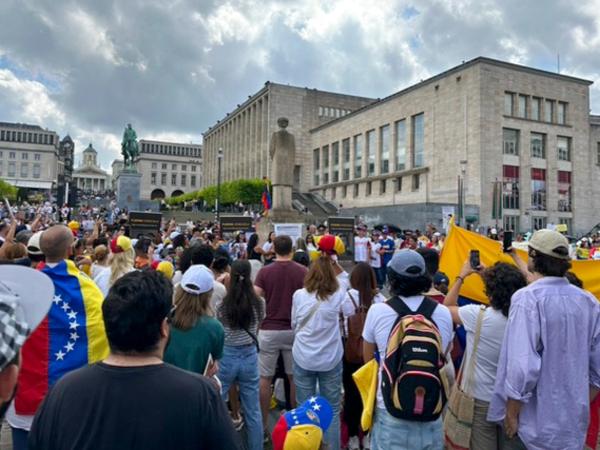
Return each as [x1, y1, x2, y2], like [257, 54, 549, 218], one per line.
[352, 359, 379, 431]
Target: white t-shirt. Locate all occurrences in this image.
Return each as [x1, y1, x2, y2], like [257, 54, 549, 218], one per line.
[93, 269, 111, 298]
[337, 270, 350, 292]
[458, 305, 508, 402]
[369, 242, 382, 268]
[291, 288, 348, 372]
[362, 296, 453, 409]
[354, 237, 370, 262]
[342, 289, 386, 335]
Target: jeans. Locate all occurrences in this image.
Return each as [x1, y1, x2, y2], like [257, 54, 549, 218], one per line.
[293, 359, 342, 450]
[218, 345, 263, 450]
[374, 267, 385, 289]
[371, 408, 443, 450]
[11, 427, 28, 450]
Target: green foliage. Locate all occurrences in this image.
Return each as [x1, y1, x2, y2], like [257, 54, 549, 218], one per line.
[165, 178, 268, 207]
[0, 178, 17, 201]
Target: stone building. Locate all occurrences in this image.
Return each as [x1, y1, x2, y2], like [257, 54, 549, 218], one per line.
[136, 139, 202, 200]
[73, 143, 110, 193]
[111, 159, 124, 191]
[202, 82, 375, 191]
[0, 122, 62, 193]
[309, 57, 600, 235]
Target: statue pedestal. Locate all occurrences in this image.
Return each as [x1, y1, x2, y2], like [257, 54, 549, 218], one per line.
[272, 185, 293, 211]
[116, 170, 142, 211]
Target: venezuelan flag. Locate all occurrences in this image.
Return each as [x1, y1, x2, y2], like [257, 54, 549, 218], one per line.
[14, 259, 109, 414]
[439, 223, 600, 304]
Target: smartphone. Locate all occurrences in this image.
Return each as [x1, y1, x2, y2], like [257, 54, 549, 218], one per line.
[470, 250, 480, 270]
[503, 231, 513, 253]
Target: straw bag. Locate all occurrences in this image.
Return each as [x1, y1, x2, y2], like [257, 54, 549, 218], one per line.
[444, 306, 485, 450]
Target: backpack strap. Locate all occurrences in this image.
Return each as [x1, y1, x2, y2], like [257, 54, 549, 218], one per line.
[415, 296, 438, 320]
[347, 290, 359, 313]
[386, 296, 414, 318]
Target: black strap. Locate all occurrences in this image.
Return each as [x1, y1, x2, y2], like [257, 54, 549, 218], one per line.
[242, 326, 260, 352]
[387, 295, 438, 321]
[416, 296, 438, 320]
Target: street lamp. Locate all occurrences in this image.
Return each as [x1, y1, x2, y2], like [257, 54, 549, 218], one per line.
[457, 160, 467, 227]
[216, 147, 224, 230]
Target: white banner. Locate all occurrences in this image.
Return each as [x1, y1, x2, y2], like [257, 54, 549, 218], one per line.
[274, 223, 304, 244]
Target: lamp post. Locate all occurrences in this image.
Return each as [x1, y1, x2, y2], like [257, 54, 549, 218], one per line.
[216, 147, 224, 231]
[457, 160, 467, 227]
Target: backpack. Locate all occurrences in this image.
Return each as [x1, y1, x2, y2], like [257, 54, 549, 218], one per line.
[344, 291, 368, 364]
[381, 296, 448, 422]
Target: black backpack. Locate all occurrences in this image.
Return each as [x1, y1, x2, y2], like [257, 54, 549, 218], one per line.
[381, 296, 448, 422]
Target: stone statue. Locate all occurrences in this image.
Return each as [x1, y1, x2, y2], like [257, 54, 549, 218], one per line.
[269, 118, 295, 211]
[121, 123, 139, 169]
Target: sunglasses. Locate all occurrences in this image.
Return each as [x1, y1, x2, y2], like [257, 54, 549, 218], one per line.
[166, 305, 176, 324]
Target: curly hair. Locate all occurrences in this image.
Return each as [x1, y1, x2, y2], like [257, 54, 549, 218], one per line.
[481, 262, 527, 317]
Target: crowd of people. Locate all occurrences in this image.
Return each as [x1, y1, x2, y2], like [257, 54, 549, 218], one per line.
[1, 198, 600, 450]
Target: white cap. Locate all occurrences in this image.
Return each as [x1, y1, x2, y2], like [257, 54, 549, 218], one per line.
[180, 265, 214, 295]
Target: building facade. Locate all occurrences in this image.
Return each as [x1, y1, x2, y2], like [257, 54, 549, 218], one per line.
[111, 159, 124, 191]
[0, 122, 62, 193]
[309, 57, 600, 235]
[202, 82, 375, 191]
[136, 139, 202, 200]
[73, 143, 110, 193]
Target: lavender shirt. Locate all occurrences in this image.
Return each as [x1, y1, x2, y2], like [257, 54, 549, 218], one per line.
[488, 277, 600, 450]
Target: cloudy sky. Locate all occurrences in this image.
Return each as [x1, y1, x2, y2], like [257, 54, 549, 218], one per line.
[1, 0, 599, 171]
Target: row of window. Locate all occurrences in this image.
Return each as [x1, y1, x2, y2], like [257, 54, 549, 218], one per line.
[503, 216, 571, 233]
[0, 162, 42, 178]
[0, 151, 42, 161]
[318, 106, 352, 119]
[151, 162, 199, 172]
[324, 174, 422, 200]
[150, 172, 198, 187]
[141, 143, 201, 158]
[502, 128, 572, 161]
[502, 165, 571, 212]
[0, 130, 55, 145]
[504, 92, 567, 125]
[313, 113, 425, 186]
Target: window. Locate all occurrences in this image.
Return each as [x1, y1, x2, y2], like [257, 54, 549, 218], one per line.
[172, 164, 177, 170]
[504, 92, 514, 116]
[532, 216, 547, 230]
[557, 102, 566, 125]
[558, 171, 572, 212]
[17, 132, 21, 142]
[332, 142, 339, 183]
[152, 162, 157, 169]
[322, 145, 329, 184]
[503, 165, 520, 209]
[181, 174, 187, 186]
[530, 133, 545, 158]
[162, 163, 167, 170]
[20, 162, 28, 178]
[34, 153, 40, 161]
[28, 133, 32, 143]
[412, 174, 420, 191]
[31, 163, 40, 178]
[182, 164, 187, 171]
[396, 177, 402, 192]
[342, 186, 347, 198]
[151, 173, 157, 184]
[366, 181, 372, 196]
[0, 131, 4, 140]
[412, 113, 425, 167]
[380, 124, 390, 174]
[531, 168, 547, 210]
[161, 173, 167, 185]
[557, 136, 571, 161]
[191, 175, 196, 187]
[395, 119, 407, 171]
[503, 128, 519, 155]
[331, 187, 336, 199]
[353, 184, 359, 197]
[354, 134, 363, 178]
[171, 174, 177, 185]
[518, 95, 528, 118]
[9, 152, 15, 159]
[33, 134, 37, 144]
[342, 138, 350, 181]
[503, 216, 519, 232]
[545, 99, 554, 122]
[366, 130, 375, 176]
[191, 165, 197, 172]
[43, 135, 48, 144]
[8, 162, 15, 177]
[0, 162, 2, 175]
[531, 97, 541, 121]
[318, 106, 324, 116]
[22, 152, 28, 160]
[313, 148, 320, 185]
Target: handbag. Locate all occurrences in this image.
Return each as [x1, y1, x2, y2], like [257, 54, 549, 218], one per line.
[443, 305, 486, 450]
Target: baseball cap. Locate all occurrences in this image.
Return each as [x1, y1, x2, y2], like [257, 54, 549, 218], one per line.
[0, 266, 54, 370]
[433, 271, 449, 285]
[27, 231, 44, 256]
[67, 220, 80, 231]
[316, 234, 346, 256]
[272, 396, 333, 450]
[387, 250, 427, 277]
[529, 229, 570, 260]
[180, 265, 214, 295]
[169, 231, 181, 241]
[110, 236, 133, 254]
[156, 261, 174, 280]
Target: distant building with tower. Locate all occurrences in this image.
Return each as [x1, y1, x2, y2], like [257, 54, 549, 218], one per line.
[72, 143, 110, 194]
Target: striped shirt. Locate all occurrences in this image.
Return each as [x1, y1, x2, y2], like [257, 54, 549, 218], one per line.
[216, 296, 266, 347]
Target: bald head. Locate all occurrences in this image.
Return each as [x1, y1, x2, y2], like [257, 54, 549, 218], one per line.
[41, 225, 74, 263]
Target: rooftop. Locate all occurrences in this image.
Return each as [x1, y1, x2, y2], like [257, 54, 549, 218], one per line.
[139, 139, 201, 147]
[0, 122, 46, 131]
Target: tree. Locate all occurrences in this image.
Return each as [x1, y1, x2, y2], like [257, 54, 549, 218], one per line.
[0, 178, 17, 201]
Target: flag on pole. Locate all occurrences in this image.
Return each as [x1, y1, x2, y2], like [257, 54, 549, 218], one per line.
[262, 177, 272, 216]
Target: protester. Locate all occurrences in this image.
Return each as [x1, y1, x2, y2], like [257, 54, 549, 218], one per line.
[164, 265, 224, 376]
[379, 228, 395, 284]
[25, 231, 45, 269]
[369, 231, 384, 288]
[216, 260, 266, 450]
[91, 244, 110, 279]
[444, 260, 527, 450]
[261, 231, 276, 265]
[179, 244, 227, 312]
[246, 233, 263, 282]
[8, 225, 109, 450]
[343, 262, 385, 450]
[354, 225, 370, 263]
[362, 250, 453, 450]
[94, 235, 135, 297]
[488, 229, 600, 450]
[28, 270, 240, 450]
[254, 235, 307, 439]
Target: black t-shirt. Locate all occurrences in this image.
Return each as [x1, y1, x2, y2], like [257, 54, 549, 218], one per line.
[29, 362, 241, 450]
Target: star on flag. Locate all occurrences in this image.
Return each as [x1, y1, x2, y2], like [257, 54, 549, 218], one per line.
[69, 320, 79, 330]
[70, 331, 79, 341]
[64, 342, 75, 352]
[67, 311, 77, 320]
[61, 302, 70, 312]
[52, 294, 62, 305]
[55, 350, 65, 361]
